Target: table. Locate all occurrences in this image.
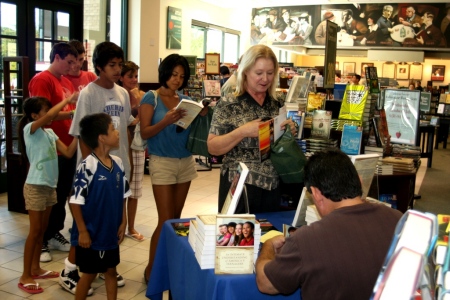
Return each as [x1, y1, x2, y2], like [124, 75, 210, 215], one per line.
[419, 125, 436, 168]
[146, 212, 300, 300]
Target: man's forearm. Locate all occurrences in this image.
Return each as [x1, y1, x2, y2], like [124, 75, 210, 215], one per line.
[255, 240, 279, 295]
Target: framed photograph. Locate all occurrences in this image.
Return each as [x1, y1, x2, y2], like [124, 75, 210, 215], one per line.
[396, 63, 409, 80]
[382, 62, 396, 79]
[361, 62, 374, 78]
[343, 62, 356, 76]
[410, 63, 423, 80]
[205, 53, 220, 75]
[431, 65, 445, 81]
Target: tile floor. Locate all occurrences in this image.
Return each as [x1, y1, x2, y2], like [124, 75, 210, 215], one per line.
[0, 163, 221, 300]
[0, 158, 428, 300]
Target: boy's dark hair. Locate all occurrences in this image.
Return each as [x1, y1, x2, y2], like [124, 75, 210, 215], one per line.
[354, 74, 361, 81]
[220, 65, 230, 76]
[50, 42, 78, 63]
[92, 41, 124, 76]
[79, 113, 112, 150]
[68, 39, 86, 55]
[18, 97, 52, 164]
[304, 148, 362, 202]
[158, 54, 190, 90]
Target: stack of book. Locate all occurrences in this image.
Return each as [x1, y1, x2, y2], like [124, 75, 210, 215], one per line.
[391, 144, 422, 168]
[194, 214, 217, 269]
[330, 119, 361, 131]
[364, 145, 384, 156]
[192, 214, 262, 272]
[305, 205, 321, 225]
[376, 163, 394, 175]
[188, 219, 198, 251]
[381, 157, 416, 173]
[298, 138, 338, 154]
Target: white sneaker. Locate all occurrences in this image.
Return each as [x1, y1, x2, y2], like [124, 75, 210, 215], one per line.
[99, 272, 125, 287]
[40, 244, 52, 262]
[48, 232, 71, 251]
[59, 269, 94, 296]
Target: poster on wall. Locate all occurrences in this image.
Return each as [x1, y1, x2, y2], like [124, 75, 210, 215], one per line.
[431, 65, 445, 81]
[166, 6, 182, 49]
[384, 89, 420, 146]
[250, 3, 449, 50]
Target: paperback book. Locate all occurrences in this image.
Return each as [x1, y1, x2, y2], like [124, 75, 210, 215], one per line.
[174, 99, 204, 129]
[220, 162, 249, 215]
[203, 80, 221, 97]
[338, 84, 368, 121]
[340, 124, 363, 155]
[215, 214, 260, 274]
[311, 110, 332, 139]
[287, 109, 305, 139]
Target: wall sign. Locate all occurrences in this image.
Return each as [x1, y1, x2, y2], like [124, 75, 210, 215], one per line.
[205, 53, 220, 75]
[167, 7, 182, 49]
[384, 89, 420, 146]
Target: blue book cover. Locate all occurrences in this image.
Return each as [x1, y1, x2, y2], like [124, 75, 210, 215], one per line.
[340, 125, 363, 155]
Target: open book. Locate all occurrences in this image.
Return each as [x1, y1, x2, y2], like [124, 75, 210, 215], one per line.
[174, 99, 204, 129]
[220, 162, 249, 215]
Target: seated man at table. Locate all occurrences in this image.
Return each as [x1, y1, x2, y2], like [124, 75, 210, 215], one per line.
[255, 148, 402, 300]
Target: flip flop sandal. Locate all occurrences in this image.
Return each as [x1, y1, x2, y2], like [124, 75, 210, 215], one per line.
[125, 232, 145, 241]
[32, 270, 59, 279]
[18, 282, 44, 294]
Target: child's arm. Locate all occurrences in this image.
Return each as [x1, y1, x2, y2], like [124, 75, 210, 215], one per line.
[70, 203, 92, 248]
[30, 92, 79, 134]
[56, 136, 78, 158]
[118, 199, 127, 244]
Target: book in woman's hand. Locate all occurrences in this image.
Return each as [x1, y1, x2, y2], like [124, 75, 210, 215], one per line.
[174, 99, 204, 129]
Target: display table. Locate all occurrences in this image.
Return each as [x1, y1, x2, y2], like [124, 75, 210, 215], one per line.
[419, 124, 436, 168]
[368, 171, 416, 213]
[146, 211, 300, 300]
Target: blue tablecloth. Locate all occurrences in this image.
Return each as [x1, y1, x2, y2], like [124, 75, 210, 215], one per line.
[146, 211, 300, 300]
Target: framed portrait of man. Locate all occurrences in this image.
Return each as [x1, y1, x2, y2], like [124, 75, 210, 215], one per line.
[431, 65, 445, 81]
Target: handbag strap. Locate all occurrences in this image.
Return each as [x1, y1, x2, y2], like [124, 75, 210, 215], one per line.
[151, 90, 158, 109]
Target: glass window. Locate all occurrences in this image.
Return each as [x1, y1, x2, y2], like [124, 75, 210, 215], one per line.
[35, 8, 53, 40]
[35, 41, 53, 71]
[206, 28, 222, 55]
[56, 12, 70, 41]
[191, 21, 240, 63]
[1, 3, 16, 36]
[190, 25, 205, 59]
[224, 33, 238, 64]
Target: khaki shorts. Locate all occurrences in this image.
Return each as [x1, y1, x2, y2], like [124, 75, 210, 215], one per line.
[23, 183, 57, 211]
[148, 155, 198, 185]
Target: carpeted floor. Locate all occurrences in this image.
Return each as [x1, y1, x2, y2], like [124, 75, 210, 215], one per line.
[413, 146, 450, 215]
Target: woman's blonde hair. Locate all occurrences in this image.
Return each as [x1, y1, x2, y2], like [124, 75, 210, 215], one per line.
[235, 45, 279, 99]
